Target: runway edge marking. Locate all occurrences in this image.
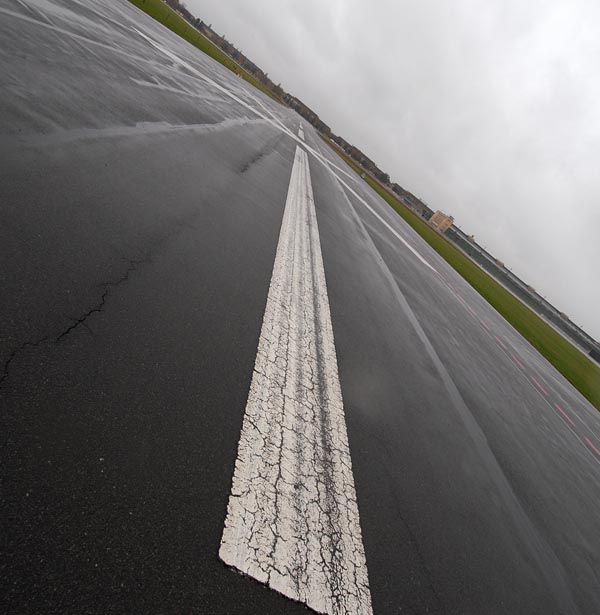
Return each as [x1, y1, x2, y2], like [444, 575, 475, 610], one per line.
[219, 145, 373, 615]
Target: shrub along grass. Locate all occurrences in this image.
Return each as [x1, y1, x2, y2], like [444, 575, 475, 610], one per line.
[323, 138, 600, 411]
[127, 0, 279, 101]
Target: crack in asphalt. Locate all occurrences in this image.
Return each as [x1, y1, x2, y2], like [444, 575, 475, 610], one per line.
[1, 195, 206, 391]
[0, 257, 147, 388]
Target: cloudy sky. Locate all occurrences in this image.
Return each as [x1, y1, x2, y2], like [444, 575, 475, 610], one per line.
[190, 0, 600, 341]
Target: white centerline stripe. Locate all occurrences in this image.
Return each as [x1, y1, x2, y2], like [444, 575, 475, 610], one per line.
[220, 145, 373, 615]
[298, 125, 305, 140]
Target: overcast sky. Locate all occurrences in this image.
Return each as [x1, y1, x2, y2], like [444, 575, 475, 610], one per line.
[190, 0, 600, 341]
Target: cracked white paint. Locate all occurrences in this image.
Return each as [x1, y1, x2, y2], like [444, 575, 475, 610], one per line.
[220, 145, 373, 615]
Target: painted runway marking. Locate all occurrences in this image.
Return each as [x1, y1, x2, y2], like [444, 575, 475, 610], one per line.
[584, 437, 600, 458]
[220, 145, 372, 615]
[555, 403, 576, 427]
[298, 125, 305, 140]
[337, 179, 437, 272]
[248, 95, 437, 274]
[494, 335, 507, 349]
[440, 274, 600, 466]
[530, 376, 548, 397]
[553, 393, 600, 441]
[511, 353, 525, 370]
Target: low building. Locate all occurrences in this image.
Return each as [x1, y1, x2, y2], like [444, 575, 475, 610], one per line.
[429, 210, 454, 233]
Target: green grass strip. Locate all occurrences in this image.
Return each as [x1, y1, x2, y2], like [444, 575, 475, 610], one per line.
[127, 0, 279, 101]
[323, 138, 600, 411]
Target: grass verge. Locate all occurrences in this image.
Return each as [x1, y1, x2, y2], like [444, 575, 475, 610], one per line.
[127, 0, 279, 101]
[323, 138, 600, 411]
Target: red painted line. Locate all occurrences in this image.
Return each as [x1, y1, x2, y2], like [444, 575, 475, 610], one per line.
[494, 335, 507, 349]
[585, 437, 600, 458]
[555, 403, 576, 427]
[511, 353, 525, 370]
[479, 319, 490, 331]
[585, 437, 600, 457]
[531, 376, 548, 396]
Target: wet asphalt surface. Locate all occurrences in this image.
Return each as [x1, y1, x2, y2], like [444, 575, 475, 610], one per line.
[2, 1, 600, 614]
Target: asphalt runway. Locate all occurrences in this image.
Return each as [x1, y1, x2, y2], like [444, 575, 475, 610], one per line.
[2, 1, 600, 614]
